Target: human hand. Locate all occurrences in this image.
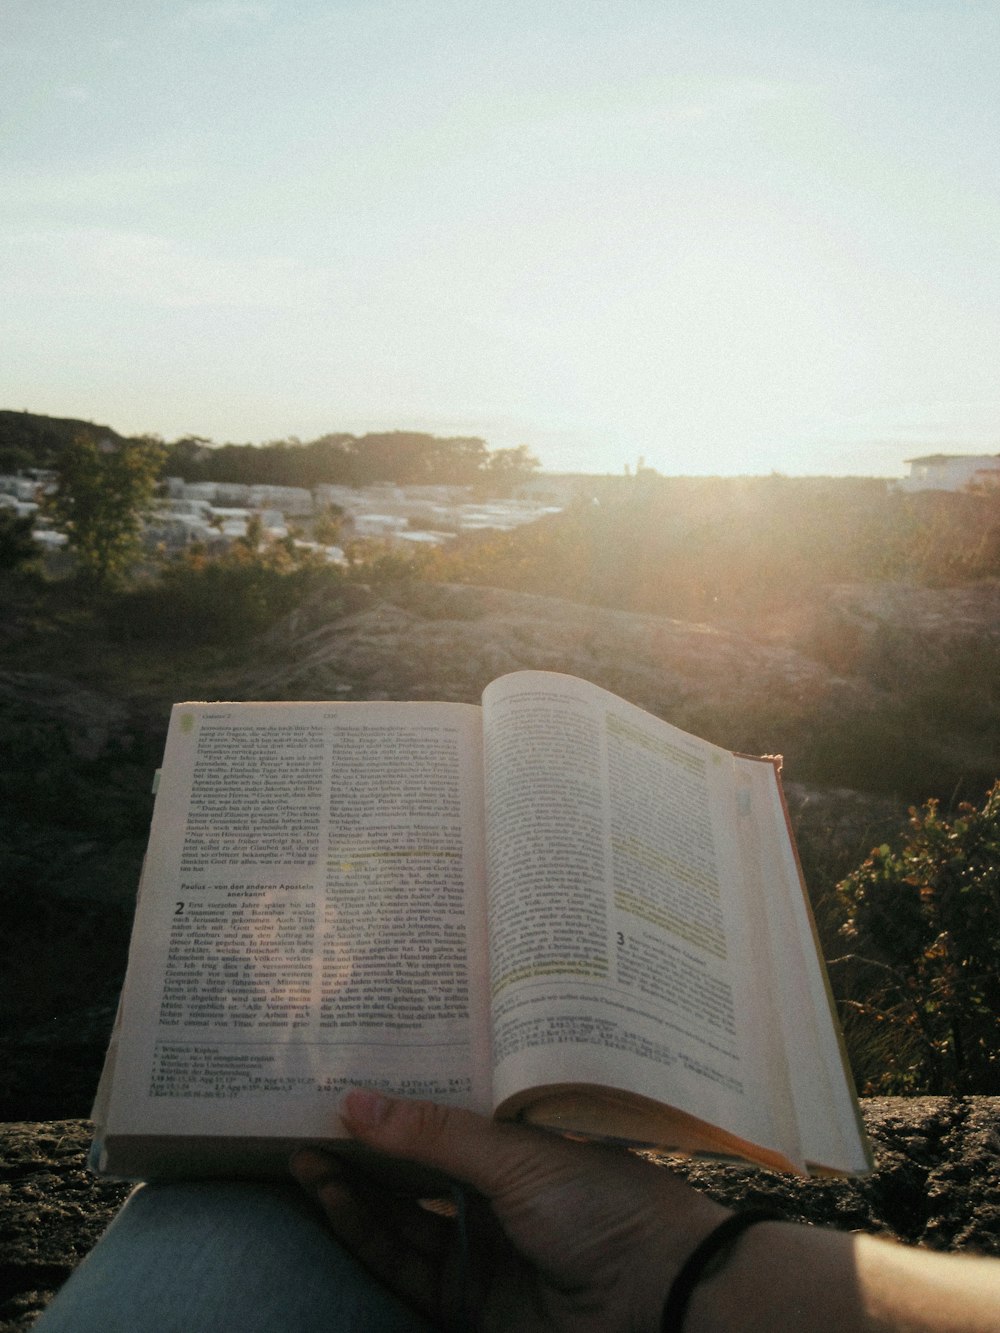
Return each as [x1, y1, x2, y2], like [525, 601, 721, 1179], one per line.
[290, 1090, 730, 1332]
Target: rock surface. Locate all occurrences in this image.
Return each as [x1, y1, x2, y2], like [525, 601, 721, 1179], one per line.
[242, 578, 1000, 795]
[3, 578, 923, 1124]
[3, 1099, 999, 1332]
[245, 582, 878, 744]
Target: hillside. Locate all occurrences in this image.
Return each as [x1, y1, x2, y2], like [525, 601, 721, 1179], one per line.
[4, 440, 1000, 1114]
[6, 567, 999, 1118]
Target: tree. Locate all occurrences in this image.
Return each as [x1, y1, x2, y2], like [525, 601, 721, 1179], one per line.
[345, 432, 490, 486]
[834, 783, 1000, 1094]
[313, 503, 344, 547]
[44, 434, 166, 585]
[484, 445, 541, 495]
[239, 512, 265, 552]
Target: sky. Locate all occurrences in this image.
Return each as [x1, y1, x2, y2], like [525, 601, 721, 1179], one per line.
[1, 1, 998, 477]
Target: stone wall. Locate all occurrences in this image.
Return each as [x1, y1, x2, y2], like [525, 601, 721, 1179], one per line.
[3, 1098, 999, 1331]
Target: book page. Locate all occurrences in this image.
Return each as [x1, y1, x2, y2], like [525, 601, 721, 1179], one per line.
[481, 671, 806, 1167]
[733, 756, 871, 1173]
[100, 701, 492, 1153]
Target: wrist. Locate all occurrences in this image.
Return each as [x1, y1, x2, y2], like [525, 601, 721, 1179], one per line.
[630, 1196, 733, 1333]
[660, 1210, 785, 1332]
[680, 1218, 791, 1333]
[685, 1219, 882, 1333]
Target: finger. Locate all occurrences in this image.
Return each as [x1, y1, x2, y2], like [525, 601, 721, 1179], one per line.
[338, 1090, 593, 1206]
[291, 1149, 454, 1262]
[290, 1148, 463, 1317]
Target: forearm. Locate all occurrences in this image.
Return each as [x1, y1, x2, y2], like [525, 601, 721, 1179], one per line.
[685, 1220, 1000, 1333]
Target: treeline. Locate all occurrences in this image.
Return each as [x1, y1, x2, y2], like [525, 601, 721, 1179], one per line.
[165, 432, 539, 491]
[0, 411, 539, 492]
[0, 410, 127, 472]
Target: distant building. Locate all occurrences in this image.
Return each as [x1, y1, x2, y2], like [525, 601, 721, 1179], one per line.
[0, 473, 47, 501]
[172, 480, 220, 503]
[897, 454, 1000, 492]
[149, 477, 564, 554]
[0, 493, 39, 517]
[246, 485, 313, 515]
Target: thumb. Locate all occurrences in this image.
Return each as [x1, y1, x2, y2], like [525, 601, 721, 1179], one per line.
[339, 1089, 582, 1202]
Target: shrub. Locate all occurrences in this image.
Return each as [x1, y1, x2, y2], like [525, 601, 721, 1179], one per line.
[342, 538, 423, 586]
[106, 542, 347, 645]
[833, 782, 1000, 1094]
[0, 510, 37, 570]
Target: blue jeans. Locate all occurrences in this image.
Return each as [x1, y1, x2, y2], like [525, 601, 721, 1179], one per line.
[34, 1181, 433, 1331]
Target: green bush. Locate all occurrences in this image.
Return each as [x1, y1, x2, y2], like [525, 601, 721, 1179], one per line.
[834, 783, 1000, 1094]
[43, 434, 166, 586]
[0, 510, 37, 570]
[106, 543, 347, 644]
[342, 537, 424, 586]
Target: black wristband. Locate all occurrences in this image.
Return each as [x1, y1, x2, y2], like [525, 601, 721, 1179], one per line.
[661, 1208, 784, 1332]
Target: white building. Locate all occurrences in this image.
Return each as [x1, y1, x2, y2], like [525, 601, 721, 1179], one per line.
[897, 454, 1000, 492]
[153, 477, 563, 552]
[247, 485, 313, 515]
[0, 474, 44, 502]
[0, 492, 39, 517]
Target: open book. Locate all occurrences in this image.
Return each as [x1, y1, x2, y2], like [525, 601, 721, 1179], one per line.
[91, 671, 871, 1181]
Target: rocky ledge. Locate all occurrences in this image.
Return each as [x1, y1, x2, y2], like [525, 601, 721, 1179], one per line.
[3, 1098, 999, 1331]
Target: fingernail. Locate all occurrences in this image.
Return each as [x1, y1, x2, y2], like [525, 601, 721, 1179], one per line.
[341, 1088, 393, 1126]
